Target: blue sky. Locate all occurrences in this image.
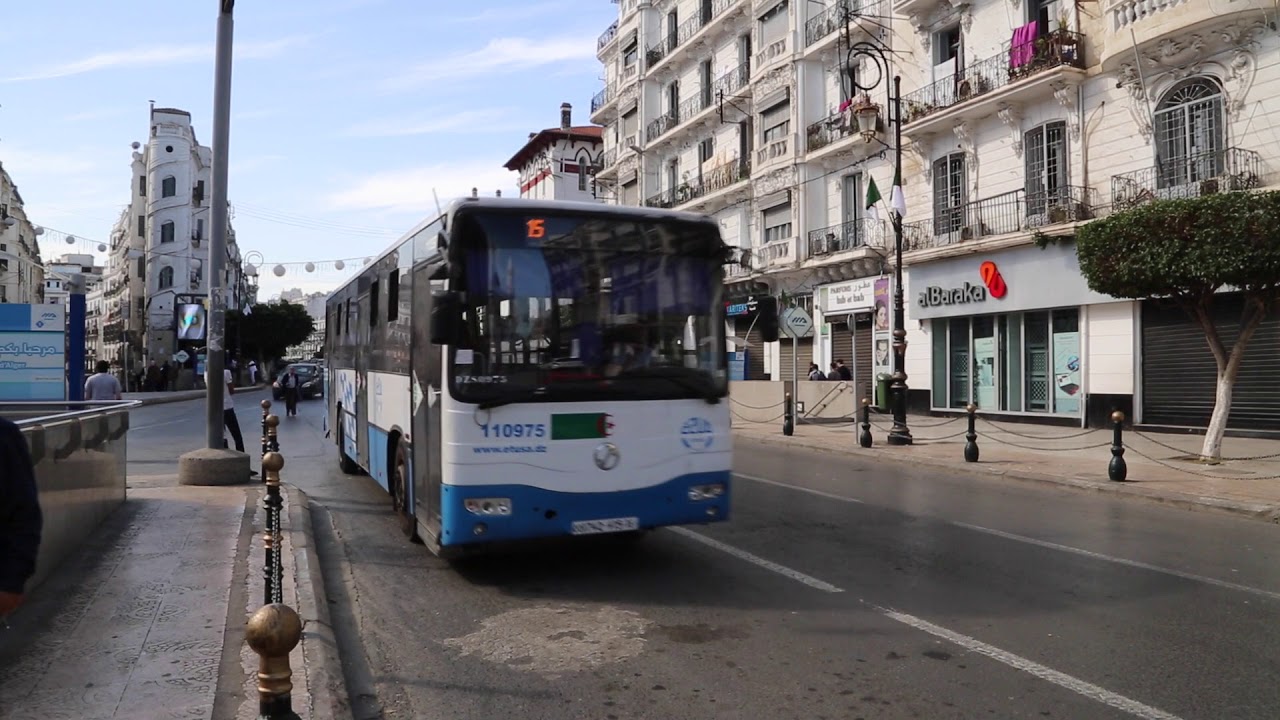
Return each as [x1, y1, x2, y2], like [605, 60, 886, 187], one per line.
[0, 0, 614, 297]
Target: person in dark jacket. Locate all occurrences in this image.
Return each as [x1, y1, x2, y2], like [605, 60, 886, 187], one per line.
[0, 417, 42, 618]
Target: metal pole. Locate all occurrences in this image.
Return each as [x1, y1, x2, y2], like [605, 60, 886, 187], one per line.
[206, 0, 235, 449]
[887, 74, 913, 446]
[68, 279, 87, 401]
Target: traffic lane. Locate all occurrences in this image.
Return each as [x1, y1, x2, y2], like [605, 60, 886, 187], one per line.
[733, 438, 1280, 597]
[279, 405, 1135, 719]
[707, 468, 1280, 719]
[124, 389, 269, 482]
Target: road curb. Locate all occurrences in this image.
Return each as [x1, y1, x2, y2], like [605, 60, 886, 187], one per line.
[131, 384, 268, 407]
[736, 430, 1280, 524]
[286, 485, 353, 720]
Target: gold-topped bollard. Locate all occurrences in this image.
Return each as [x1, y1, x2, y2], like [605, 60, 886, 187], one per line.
[266, 413, 280, 455]
[858, 398, 873, 448]
[262, 449, 284, 605]
[1108, 410, 1127, 482]
[964, 403, 979, 463]
[246, 602, 303, 720]
[260, 399, 272, 457]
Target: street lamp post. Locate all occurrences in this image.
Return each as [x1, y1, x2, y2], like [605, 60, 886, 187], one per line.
[844, 39, 913, 446]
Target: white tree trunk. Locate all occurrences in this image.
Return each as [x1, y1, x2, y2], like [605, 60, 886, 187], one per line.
[1201, 372, 1233, 463]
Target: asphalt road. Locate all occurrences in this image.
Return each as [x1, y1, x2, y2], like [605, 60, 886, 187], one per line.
[127, 395, 1280, 719]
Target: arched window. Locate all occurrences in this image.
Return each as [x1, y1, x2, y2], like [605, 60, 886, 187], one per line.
[1154, 78, 1224, 189]
[158, 266, 174, 289]
[161, 176, 177, 198]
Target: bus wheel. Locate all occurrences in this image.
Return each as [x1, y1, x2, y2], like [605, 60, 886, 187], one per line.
[392, 441, 419, 542]
[336, 417, 359, 475]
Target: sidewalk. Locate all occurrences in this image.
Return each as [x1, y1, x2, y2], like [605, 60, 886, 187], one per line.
[123, 384, 267, 407]
[0, 483, 346, 720]
[731, 407, 1280, 522]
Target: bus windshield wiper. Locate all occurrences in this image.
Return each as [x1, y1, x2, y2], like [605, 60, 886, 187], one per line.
[614, 366, 721, 404]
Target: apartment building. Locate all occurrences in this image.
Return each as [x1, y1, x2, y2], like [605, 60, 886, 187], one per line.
[589, 0, 1280, 429]
[101, 107, 248, 372]
[0, 162, 46, 304]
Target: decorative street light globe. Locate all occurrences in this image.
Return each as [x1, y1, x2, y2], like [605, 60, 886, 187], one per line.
[334, 260, 345, 271]
[273, 264, 286, 277]
[305, 262, 316, 273]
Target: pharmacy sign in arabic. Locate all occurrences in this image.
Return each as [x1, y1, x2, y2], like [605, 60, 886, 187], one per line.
[0, 304, 67, 400]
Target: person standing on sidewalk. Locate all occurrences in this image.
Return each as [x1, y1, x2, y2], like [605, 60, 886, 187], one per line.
[205, 365, 259, 478]
[0, 416, 43, 620]
[280, 365, 301, 417]
[84, 360, 123, 401]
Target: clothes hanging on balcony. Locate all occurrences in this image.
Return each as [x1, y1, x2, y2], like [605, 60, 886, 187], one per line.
[1009, 21, 1038, 69]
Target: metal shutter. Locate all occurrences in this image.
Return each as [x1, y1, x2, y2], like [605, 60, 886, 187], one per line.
[854, 313, 874, 403]
[1141, 297, 1280, 430]
[776, 337, 814, 385]
[831, 321, 853, 381]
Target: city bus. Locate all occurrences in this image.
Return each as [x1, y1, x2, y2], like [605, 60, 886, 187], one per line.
[324, 197, 778, 556]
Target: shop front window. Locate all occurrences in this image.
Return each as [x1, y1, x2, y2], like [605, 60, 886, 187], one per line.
[931, 308, 1081, 414]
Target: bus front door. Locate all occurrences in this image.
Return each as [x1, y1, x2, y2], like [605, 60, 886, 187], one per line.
[410, 262, 444, 541]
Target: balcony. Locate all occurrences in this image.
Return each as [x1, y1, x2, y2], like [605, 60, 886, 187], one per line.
[600, 147, 619, 171]
[754, 34, 791, 76]
[755, 134, 793, 169]
[806, 218, 885, 257]
[759, 238, 797, 268]
[903, 185, 1100, 252]
[591, 83, 616, 115]
[598, 20, 619, 54]
[805, 108, 859, 154]
[644, 63, 750, 145]
[645, 0, 744, 75]
[804, 0, 884, 53]
[901, 30, 1085, 135]
[1111, 148, 1263, 211]
[643, 157, 752, 210]
[1101, 0, 1270, 72]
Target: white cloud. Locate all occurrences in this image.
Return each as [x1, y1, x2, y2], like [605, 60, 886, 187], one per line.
[326, 161, 519, 215]
[344, 108, 522, 138]
[381, 36, 595, 91]
[2, 36, 310, 82]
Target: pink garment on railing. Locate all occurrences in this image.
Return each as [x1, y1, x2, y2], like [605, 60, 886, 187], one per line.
[1009, 21, 1038, 68]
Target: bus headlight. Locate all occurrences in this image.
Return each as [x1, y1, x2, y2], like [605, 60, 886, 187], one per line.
[464, 498, 512, 516]
[687, 484, 725, 501]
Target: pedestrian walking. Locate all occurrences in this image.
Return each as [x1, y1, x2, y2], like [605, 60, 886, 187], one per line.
[84, 360, 123, 401]
[834, 359, 853, 382]
[807, 363, 826, 381]
[0, 416, 43, 622]
[248, 360, 258, 385]
[280, 365, 301, 417]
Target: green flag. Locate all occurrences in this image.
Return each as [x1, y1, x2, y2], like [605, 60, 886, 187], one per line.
[865, 176, 883, 222]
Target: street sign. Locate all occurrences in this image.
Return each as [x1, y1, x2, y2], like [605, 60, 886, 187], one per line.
[780, 306, 813, 339]
[174, 350, 190, 363]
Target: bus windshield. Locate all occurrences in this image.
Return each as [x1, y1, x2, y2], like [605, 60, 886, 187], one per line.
[450, 209, 727, 406]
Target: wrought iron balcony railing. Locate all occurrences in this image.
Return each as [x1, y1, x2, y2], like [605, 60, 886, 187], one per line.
[902, 30, 1085, 124]
[807, 217, 883, 256]
[806, 108, 857, 152]
[645, 0, 739, 69]
[903, 185, 1099, 250]
[804, 0, 883, 47]
[591, 83, 616, 113]
[598, 20, 619, 51]
[643, 157, 752, 209]
[1110, 147, 1263, 211]
[644, 62, 749, 143]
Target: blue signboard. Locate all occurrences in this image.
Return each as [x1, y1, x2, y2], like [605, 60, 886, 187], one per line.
[0, 304, 67, 401]
[727, 350, 747, 381]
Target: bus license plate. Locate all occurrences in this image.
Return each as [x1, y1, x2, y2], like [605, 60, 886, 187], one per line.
[570, 517, 639, 535]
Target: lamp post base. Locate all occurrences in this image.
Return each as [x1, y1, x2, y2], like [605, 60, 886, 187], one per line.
[886, 427, 913, 446]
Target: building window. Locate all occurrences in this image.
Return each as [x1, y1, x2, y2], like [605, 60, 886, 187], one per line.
[138, 215, 146, 238]
[1024, 121, 1068, 218]
[759, 1, 788, 45]
[623, 39, 638, 68]
[931, 153, 967, 235]
[195, 218, 205, 240]
[621, 108, 639, 143]
[160, 221, 175, 243]
[158, 266, 174, 290]
[139, 176, 147, 197]
[194, 180, 205, 204]
[137, 257, 145, 279]
[934, 25, 962, 67]
[930, 309, 1081, 414]
[162, 176, 176, 198]
[621, 179, 638, 206]
[760, 100, 790, 143]
[1154, 77, 1225, 190]
[762, 201, 792, 244]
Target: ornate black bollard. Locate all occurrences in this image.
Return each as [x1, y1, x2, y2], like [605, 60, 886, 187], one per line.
[964, 403, 979, 463]
[1108, 410, 1128, 482]
[245, 603, 303, 720]
[782, 393, 794, 436]
[260, 399, 272, 457]
[262, 448, 284, 605]
[266, 412, 280, 455]
[858, 398, 873, 448]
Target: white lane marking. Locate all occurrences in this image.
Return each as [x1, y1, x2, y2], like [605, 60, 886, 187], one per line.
[666, 526, 844, 593]
[735, 473, 1280, 603]
[878, 607, 1185, 720]
[734, 472, 865, 504]
[670, 525, 1186, 720]
[951, 522, 1280, 603]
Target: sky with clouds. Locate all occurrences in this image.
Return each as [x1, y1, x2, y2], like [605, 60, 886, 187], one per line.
[0, 0, 614, 297]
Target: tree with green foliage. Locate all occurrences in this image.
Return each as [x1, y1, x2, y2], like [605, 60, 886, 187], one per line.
[1076, 191, 1280, 462]
[225, 300, 316, 369]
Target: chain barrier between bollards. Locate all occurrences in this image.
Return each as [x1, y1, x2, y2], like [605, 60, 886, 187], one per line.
[1108, 410, 1128, 482]
[246, 603, 303, 720]
[859, 398, 873, 448]
[262, 445, 284, 606]
[964, 403, 979, 463]
[782, 393, 794, 436]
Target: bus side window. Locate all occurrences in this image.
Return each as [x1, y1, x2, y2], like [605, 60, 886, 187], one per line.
[388, 269, 399, 322]
[370, 280, 380, 328]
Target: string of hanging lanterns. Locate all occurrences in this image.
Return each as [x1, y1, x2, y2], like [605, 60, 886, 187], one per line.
[242, 253, 374, 279]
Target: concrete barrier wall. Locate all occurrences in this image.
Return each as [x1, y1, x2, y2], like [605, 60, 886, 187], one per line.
[16, 407, 130, 592]
[729, 381, 856, 424]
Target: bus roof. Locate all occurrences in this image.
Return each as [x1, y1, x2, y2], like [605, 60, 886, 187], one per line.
[325, 197, 721, 302]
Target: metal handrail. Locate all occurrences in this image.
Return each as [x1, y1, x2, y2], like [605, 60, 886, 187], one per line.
[7, 400, 142, 426]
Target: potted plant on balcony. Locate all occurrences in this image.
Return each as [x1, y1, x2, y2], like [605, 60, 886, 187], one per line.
[1049, 8, 1079, 62]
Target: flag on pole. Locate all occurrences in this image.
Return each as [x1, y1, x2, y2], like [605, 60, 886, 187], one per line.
[865, 176, 883, 223]
[890, 165, 907, 218]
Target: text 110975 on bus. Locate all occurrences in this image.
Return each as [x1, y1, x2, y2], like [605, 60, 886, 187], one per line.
[324, 197, 781, 555]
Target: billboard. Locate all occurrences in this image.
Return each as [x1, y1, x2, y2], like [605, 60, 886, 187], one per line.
[0, 304, 67, 401]
[177, 303, 207, 341]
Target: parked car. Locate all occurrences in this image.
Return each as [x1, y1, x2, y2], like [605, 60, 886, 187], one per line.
[271, 363, 324, 401]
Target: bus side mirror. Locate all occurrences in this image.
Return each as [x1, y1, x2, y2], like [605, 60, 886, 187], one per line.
[429, 291, 461, 345]
[756, 296, 780, 343]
